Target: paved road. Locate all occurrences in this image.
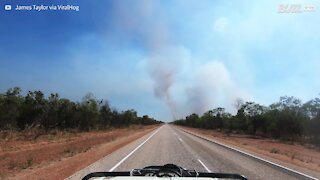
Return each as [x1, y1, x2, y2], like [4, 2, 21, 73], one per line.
[68, 124, 309, 180]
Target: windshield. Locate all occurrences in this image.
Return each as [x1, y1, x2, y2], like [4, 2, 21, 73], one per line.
[0, 1, 319, 180]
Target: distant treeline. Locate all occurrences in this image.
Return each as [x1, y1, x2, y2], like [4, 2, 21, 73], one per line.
[173, 96, 320, 145]
[0, 87, 162, 131]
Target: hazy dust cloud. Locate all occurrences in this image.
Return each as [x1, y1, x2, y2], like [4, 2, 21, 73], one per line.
[112, 1, 247, 120]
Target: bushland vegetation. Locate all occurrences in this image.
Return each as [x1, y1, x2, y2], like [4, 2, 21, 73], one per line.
[0, 87, 162, 132]
[173, 96, 320, 145]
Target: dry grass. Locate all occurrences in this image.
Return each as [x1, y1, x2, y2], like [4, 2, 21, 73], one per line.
[270, 148, 280, 154]
[0, 125, 158, 179]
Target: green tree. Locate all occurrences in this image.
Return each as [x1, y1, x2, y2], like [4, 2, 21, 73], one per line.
[18, 90, 47, 129]
[185, 113, 199, 127]
[269, 96, 306, 139]
[0, 87, 22, 129]
[79, 93, 100, 130]
[99, 100, 112, 128]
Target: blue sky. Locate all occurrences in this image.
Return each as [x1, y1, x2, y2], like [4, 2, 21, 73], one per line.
[1, 0, 319, 121]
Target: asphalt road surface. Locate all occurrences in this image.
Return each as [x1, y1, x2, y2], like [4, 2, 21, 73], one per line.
[68, 124, 313, 180]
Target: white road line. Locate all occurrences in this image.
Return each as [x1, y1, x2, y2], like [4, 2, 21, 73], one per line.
[198, 159, 211, 173]
[173, 130, 183, 142]
[182, 128, 318, 180]
[109, 126, 162, 172]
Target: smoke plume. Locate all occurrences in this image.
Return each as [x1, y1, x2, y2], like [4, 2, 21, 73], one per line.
[149, 48, 180, 119]
[112, 1, 178, 119]
[112, 1, 248, 120]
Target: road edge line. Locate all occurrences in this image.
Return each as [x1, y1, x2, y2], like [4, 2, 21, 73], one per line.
[177, 127, 318, 180]
[198, 159, 211, 173]
[109, 126, 162, 171]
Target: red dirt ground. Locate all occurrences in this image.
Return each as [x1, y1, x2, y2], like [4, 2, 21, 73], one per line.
[0, 125, 159, 180]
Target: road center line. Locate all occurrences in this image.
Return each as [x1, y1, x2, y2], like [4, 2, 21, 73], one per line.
[109, 126, 162, 172]
[173, 130, 183, 142]
[198, 159, 211, 173]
